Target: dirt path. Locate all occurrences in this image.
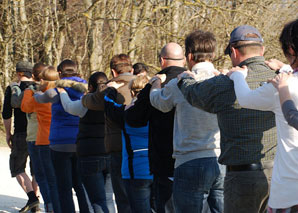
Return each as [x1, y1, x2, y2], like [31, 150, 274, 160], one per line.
[0, 147, 81, 212]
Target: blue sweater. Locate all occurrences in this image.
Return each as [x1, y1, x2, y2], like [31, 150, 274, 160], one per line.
[49, 76, 87, 145]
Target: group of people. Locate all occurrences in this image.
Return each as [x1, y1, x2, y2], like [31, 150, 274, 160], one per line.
[2, 17, 298, 213]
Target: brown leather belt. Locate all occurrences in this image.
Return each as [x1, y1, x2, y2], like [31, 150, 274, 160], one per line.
[227, 163, 263, 172]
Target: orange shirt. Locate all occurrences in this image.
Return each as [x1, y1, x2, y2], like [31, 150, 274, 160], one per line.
[21, 89, 52, 145]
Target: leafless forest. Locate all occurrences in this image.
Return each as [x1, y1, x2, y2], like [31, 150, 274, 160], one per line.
[0, 0, 297, 113]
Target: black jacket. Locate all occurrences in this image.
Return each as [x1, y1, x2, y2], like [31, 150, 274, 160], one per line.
[76, 109, 107, 157]
[125, 66, 187, 177]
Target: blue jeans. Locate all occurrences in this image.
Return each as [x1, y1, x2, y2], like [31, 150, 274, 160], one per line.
[104, 172, 116, 213]
[173, 157, 225, 213]
[38, 145, 61, 213]
[123, 179, 153, 213]
[153, 176, 174, 213]
[110, 152, 131, 213]
[79, 156, 110, 213]
[51, 150, 89, 213]
[27, 142, 51, 204]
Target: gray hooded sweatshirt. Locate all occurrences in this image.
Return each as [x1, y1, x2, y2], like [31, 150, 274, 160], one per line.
[150, 62, 221, 168]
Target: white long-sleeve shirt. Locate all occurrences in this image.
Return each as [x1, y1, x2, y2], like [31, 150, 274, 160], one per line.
[230, 71, 298, 209]
[59, 91, 87, 118]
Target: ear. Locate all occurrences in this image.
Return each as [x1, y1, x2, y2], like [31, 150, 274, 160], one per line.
[111, 69, 118, 78]
[130, 68, 134, 74]
[231, 47, 237, 58]
[187, 53, 193, 63]
[261, 46, 265, 56]
[289, 47, 295, 56]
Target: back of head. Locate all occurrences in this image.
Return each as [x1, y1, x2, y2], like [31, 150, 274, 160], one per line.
[57, 59, 78, 77]
[129, 75, 149, 97]
[16, 61, 33, 78]
[185, 30, 216, 63]
[88, 72, 108, 93]
[280, 19, 298, 62]
[33, 62, 47, 81]
[110, 54, 133, 75]
[39, 66, 59, 90]
[133, 63, 149, 75]
[159, 43, 185, 68]
[224, 25, 264, 57]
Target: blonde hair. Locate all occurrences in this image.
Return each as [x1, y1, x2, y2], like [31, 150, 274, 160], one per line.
[128, 75, 150, 97]
[39, 66, 59, 91]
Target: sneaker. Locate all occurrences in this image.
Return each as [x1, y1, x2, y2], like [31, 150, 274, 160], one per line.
[31, 205, 41, 213]
[19, 199, 39, 213]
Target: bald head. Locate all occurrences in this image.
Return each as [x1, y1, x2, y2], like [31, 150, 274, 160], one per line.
[159, 43, 185, 69]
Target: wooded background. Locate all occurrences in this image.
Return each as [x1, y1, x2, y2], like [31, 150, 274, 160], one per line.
[0, 0, 297, 113]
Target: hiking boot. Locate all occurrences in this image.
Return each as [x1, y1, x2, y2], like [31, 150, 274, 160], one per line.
[19, 199, 39, 213]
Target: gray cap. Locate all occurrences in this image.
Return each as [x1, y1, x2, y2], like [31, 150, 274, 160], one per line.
[16, 61, 33, 73]
[224, 25, 263, 55]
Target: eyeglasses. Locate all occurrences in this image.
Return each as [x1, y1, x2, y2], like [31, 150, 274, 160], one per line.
[158, 54, 184, 63]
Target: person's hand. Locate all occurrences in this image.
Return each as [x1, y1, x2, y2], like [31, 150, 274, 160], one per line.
[107, 81, 124, 89]
[226, 66, 248, 78]
[6, 134, 12, 149]
[57, 87, 66, 93]
[177, 71, 195, 81]
[269, 72, 292, 90]
[265, 59, 285, 71]
[217, 69, 229, 75]
[156, 74, 166, 83]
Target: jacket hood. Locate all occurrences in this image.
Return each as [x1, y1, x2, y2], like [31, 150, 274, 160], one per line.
[55, 78, 87, 93]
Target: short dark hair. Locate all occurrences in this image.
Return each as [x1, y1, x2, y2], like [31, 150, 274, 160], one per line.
[57, 59, 78, 77]
[110, 54, 132, 74]
[133, 63, 148, 75]
[280, 19, 298, 58]
[88, 72, 108, 93]
[33, 63, 47, 81]
[185, 30, 216, 63]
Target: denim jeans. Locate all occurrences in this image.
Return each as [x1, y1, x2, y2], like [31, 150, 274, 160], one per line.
[38, 145, 61, 213]
[79, 156, 110, 213]
[27, 142, 51, 205]
[173, 157, 225, 213]
[110, 152, 131, 213]
[51, 150, 89, 213]
[104, 172, 116, 213]
[224, 161, 273, 213]
[123, 179, 153, 213]
[153, 175, 174, 213]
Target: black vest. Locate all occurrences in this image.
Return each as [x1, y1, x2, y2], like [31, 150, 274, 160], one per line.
[76, 109, 107, 157]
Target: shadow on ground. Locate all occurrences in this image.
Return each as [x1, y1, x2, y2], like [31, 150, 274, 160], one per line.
[0, 194, 27, 213]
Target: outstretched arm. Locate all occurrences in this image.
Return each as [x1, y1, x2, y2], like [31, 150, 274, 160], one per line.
[57, 88, 87, 118]
[34, 88, 59, 103]
[228, 66, 276, 111]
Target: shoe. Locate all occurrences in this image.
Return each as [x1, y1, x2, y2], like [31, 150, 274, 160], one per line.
[31, 205, 41, 213]
[19, 199, 39, 213]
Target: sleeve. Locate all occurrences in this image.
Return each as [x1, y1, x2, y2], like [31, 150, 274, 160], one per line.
[177, 75, 233, 113]
[104, 87, 125, 128]
[10, 85, 24, 108]
[125, 83, 152, 127]
[34, 88, 59, 103]
[282, 100, 298, 130]
[60, 92, 87, 118]
[2, 86, 13, 119]
[81, 84, 107, 111]
[21, 90, 36, 113]
[230, 72, 276, 111]
[150, 79, 175, 113]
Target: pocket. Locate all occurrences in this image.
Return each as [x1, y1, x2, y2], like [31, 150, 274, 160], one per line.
[80, 159, 105, 176]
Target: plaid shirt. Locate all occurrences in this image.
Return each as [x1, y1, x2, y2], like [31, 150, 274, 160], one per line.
[178, 56, 276, 165]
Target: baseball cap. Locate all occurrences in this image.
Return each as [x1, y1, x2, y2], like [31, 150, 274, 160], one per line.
[16, 61, 33, 78]
[224, 25, 264, 55]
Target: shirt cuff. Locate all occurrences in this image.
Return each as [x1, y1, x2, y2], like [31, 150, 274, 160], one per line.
[279, 64, 293, 73]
